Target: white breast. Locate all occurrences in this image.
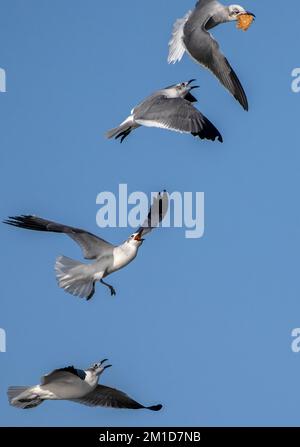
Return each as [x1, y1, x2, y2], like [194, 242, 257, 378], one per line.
[108, 244, 138, 274]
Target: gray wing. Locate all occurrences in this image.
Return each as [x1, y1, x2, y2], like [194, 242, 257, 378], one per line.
[137, 191, 169, 238]
[135, 97, 222, 142]
[41, 366, 85, 386]
[168, 1, 221, 64]
[183, 18, 248, 110]
[4, 215, 114, 259]
[71, 384, 162, 411]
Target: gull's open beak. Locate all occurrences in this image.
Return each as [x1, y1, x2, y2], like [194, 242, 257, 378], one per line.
[134, 230, 144, 241]
[103, 364, 112, 370]
[186, 79, 199, 90]
[242, 11, 255, 19]
[100, 359, 109, 365]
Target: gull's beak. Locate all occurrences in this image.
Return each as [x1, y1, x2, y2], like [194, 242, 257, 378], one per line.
[134, 230, 144, 241]
[103, 364, 112, 370]
[246, 12, 255, 18]
[186, 79, 199, 90]
[100, 358, 109, 365]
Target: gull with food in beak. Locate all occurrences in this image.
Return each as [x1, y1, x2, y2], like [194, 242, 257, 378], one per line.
[168, 1, 255, 110]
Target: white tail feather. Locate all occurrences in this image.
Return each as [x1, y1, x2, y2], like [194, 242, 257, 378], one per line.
[7, 386, 43, 409]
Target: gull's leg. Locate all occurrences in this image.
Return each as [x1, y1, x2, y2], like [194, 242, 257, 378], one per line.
[116, 128, 132, 143]
[100, 279, 116, 296]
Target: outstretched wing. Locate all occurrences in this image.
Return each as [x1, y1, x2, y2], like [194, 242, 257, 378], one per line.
[135, 97, 222, 142]
[183, 24, 248, 110]
[4, 215, 114, 259]
[71, 384, 162, 411]
[41, 366, 86, 385]
[136, 191, 169, 238]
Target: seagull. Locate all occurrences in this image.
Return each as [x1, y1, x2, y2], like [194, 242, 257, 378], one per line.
[4, 191, 168, 301]
[106, 80, 223, 143]
[8, 359, 162, 411]
[168, 1, 255, 111]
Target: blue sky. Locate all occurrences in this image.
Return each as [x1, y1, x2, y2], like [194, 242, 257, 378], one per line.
[1, 0, 300, 427]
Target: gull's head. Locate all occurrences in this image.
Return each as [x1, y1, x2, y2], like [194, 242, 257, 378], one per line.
[228, 5, 255, 20]
[89, 359, 112, 376]
[164, 79, 199, 99]
[127, 230, 144, 247]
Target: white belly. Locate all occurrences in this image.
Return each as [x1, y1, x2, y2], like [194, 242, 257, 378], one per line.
[106, 246, 138, 275]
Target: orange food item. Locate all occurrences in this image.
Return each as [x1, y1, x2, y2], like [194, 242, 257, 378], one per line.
[237, 14, 254, 31]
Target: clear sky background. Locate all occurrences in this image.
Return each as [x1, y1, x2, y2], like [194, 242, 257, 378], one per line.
[1, 0, 300, 427]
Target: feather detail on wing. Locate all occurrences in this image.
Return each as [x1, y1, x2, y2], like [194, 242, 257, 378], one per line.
[4, 215, 114, 259]
[136, 191, 169, 238]
[168, 10, 192, 64]
[41, 367, 86, 385]
[135, 97, 222, 142]
[71, 384, 162, 411]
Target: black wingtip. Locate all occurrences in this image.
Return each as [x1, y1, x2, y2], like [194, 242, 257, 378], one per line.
[193, 117, 223, 143]
[236, 93, 248, 112]
[158, 190, 167, 196]
[147, 404, 163, 412]
[230, 67, 249, 112]
[240, 99, 249, 112]
[221, 57, 249, 111]
[3, 216, 24, 226]
[3, 215, 36, 230]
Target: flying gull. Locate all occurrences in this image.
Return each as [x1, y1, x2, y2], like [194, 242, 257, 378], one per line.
[4, 191, 168, 301]
[106, 80, 223, 143]
[168, 1, 255, 110]
[8, 359, 162, 411]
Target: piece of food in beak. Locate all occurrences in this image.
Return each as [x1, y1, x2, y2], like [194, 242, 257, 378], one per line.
[236, 13, 255, 31]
